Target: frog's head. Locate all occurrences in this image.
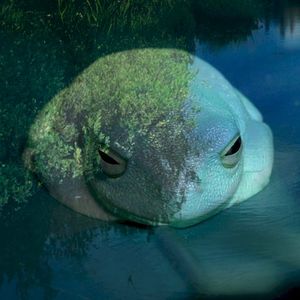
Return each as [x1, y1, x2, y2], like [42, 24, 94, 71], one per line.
[28, 48, 273, 227]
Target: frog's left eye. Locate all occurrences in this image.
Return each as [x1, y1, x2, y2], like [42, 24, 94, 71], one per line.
[98, 146, 127, 178]
[221, 135, 242, 168]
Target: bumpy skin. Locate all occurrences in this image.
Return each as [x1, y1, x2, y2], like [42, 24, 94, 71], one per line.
[27, 48, 273, 228]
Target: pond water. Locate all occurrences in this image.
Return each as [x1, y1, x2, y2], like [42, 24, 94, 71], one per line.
[1, 1, 300, 299]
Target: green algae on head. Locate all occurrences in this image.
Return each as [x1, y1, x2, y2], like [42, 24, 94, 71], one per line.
[27, 48, 273, 227]
[28, 48, 193, 180]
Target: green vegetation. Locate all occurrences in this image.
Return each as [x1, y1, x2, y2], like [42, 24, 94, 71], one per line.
[0, 27, 67, 212]
[56, 0, 176, 31]
[0, 0, 193, 43]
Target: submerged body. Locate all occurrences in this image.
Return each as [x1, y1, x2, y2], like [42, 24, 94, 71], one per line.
[26, 48, 273, 227]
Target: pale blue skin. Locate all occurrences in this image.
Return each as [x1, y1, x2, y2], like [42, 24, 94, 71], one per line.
[173, 56, 274, 226]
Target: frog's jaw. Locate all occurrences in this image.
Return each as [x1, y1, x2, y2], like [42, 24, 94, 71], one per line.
[226, 120, 274, 208]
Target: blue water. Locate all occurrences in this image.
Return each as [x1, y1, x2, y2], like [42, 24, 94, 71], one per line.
[1, 2, 300, 299]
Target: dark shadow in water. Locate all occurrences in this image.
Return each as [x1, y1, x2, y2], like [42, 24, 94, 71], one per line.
[0, 190, 158, 299]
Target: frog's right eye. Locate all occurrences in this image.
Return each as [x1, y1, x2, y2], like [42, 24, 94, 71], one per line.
[98, 146, 127, 178]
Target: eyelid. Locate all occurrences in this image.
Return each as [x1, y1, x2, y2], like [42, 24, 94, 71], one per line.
[99, 147, 123, 164]
[220, 134, 242, 168]
[98, 145, 127, 177]
[220, 135, 241, 157]
[98, 150, 119, 164]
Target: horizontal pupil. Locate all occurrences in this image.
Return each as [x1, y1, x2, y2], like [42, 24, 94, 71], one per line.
[225, 136, 241, 156]
[99, 150, 119, 165]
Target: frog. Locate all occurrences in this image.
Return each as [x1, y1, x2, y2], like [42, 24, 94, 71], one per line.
[25, 48, 273, 228]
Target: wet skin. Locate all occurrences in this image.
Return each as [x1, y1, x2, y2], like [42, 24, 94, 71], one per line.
[26, 48, 274, 228]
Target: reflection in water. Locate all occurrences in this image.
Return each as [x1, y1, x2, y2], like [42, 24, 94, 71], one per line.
[1, 0, 300, 299]
[263, 0, 300, 49]
[280, 3, 300, 34]
[280, 3, 300, 48]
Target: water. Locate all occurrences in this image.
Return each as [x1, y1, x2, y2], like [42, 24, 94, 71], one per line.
[1, 1, 300, 299]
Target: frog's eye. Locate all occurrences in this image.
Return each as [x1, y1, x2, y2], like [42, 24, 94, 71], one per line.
[221, 135, 242, 168]
[98, 147, 127, 178]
